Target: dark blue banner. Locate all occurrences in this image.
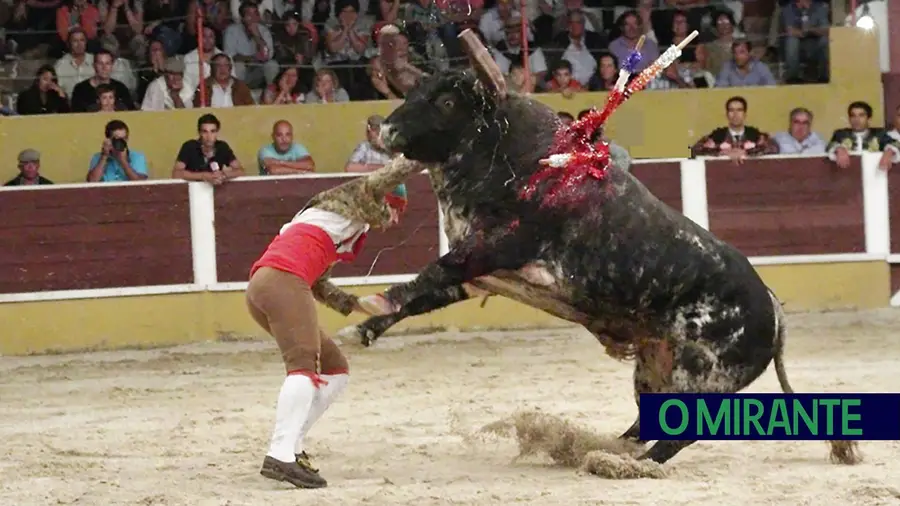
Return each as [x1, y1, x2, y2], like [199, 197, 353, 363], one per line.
[638, 393, 900, 440]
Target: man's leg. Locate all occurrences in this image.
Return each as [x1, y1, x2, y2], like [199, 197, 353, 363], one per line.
[782, 36, 801, 83]
[246, 267, 328, 489]
[295, 334, 350, 460]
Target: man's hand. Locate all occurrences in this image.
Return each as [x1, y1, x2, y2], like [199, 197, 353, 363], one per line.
[101, 139, 113, 155]
[835, 146, 851, 169]
[726, 148, 747, 165]
[356, 294, 397, 315]
[879, 151, 894, 171]
[203, 171, 227, 185]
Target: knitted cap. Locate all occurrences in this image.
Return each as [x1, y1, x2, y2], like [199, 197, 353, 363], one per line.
[384, 183, 408, 213]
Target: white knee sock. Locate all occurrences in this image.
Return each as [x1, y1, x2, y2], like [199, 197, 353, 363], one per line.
[295, 373, 349, 454]
[266, 374, 316, 463]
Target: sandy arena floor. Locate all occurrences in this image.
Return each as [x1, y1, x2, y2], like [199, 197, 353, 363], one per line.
[2, 309, 900, 506]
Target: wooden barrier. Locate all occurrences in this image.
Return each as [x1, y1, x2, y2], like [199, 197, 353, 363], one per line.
[0, 152, 898, 305]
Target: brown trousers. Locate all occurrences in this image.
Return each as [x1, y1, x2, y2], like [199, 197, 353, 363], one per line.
[246, 267, 349, 375]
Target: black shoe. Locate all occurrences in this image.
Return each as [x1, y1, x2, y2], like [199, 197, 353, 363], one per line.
[260, 455, 327, 489]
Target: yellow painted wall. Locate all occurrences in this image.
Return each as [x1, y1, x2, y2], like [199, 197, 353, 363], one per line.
[0, 261, 889, 356]
[0, 28, 880, 184]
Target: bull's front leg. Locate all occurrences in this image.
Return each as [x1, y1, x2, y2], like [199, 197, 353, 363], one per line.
[371, 226, 537, 312]
[338, 284, 474, 346]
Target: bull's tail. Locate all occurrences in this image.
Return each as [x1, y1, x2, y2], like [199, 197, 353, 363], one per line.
[769, 290, 862, 465]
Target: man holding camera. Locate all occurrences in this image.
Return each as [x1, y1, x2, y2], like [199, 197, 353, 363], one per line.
[86, 120, 150, 182]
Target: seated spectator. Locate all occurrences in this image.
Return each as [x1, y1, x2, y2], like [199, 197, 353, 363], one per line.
[224, 2, 279, 89]
[104, 39, 139, 93]
[184, 0, 231, 51]
[887, 105, 900, 143]
[4, 150, 53, 186]
[780, 0, 829, 84]
[70, 49, 135, 112]
[551, 9, 606, 88]
[54, 28, 94, 97]
[258, 120, 315, 174]
[56, 0, 101, 50]
[172, 113, 245, 184]
[490, 14, 547, 84]
[305, 68, 350, 103]
[608, 10, 659, 74]
[557, 111, 574, 127]
[87, 83, 130, 111]
[478, 0, 531, 46]
[715, 40, 775, 88]
[261, 66, 305, 104]
[97, 0, 147, 60]
[507, 61, 534, 94]
[136, 39, 168, 103]
[16, 65, 71, 115]
[193, 53, 255, 107]
[142, 57, 195, 110]
[344, 115, 391, 172]
[273, 10, 317, 69]
[772, 107, 826, 155]
[230, 0, 275, 24]
[544, 60, 582, 98]
[87, 119, 149, 182]
[703, 10, 739, 77]
[692, 96, 778, 163]
[827, 101, 899, 171]
[323, 0, 372, 99]
[587, 52, 617, 92]
[142, 0, 186, 56]
[369, 24, 426, 99]
[184, 26, 234, 89]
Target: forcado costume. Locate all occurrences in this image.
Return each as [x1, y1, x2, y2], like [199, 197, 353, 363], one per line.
[244, 154, 424, 490]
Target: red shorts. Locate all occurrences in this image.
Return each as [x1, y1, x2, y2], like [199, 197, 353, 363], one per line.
[250, 224, 338, 286]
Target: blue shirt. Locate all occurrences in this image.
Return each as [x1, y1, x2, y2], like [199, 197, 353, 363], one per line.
[88, 150, 149, 182]
[257, 142, 311, 175]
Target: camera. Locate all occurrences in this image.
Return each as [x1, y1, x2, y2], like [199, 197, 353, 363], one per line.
[110, 137, 128, 152]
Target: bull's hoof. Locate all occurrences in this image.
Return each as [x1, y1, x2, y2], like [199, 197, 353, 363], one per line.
[336, 324, 380, 347]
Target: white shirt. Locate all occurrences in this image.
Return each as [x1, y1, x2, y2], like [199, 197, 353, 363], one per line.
[490, 46, 547, 75]
[210, 80, 235, 108]
[561, 39, 597, 86]
[283, 208, 369, 255]
[479, 8, 534, 46]
[54, 53, 94, 96]
[141, 75, 196, 111]
[183, 47, 235, 89]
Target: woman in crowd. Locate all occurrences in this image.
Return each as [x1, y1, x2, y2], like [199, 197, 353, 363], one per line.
[16, 65, 70, 115]
[262, 66, 306, 104]
[304, 68, 350, 103]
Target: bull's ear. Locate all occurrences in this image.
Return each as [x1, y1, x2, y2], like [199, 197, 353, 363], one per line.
[457, 29, 508, 102]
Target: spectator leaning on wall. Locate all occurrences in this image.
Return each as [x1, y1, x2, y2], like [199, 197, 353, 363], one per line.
[771, 107, 826, 155]
[4, 150, 53, 186]
[257, 120, 316, 175]
[87, 120, 150, 182]
[172, 113, 245, 185]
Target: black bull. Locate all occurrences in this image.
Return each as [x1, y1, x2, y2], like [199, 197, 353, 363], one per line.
[338, 70, 859, 466]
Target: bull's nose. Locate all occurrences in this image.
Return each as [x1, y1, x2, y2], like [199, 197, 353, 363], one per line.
[379, 123, 405, 151]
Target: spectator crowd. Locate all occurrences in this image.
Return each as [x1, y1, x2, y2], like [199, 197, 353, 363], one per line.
[0, 0, 837, 114]
[6, 95, 900, 187]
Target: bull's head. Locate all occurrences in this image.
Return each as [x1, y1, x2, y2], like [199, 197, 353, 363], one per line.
[380, 29, 508, 164]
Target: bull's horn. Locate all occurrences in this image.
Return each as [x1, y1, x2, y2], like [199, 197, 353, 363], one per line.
[457, 28, 508, 100]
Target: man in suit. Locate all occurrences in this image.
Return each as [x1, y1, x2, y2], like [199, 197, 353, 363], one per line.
[691, 95, 779, 163]
[827, 101, 899, 171]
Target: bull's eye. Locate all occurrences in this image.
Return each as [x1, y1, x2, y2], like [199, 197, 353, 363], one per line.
[442, 98, 454, 109]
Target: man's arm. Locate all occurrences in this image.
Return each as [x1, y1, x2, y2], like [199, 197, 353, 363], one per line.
[172, 160, 210, 181]
[262, 157, 315, 174]
[825, 129, 845, 160]
[123, 151, 150, 180]
[86, 153, 107, 182]
[311, 268, 359, 316]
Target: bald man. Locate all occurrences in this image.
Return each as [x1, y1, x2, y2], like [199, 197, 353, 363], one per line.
[258, 120, 316, 175]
